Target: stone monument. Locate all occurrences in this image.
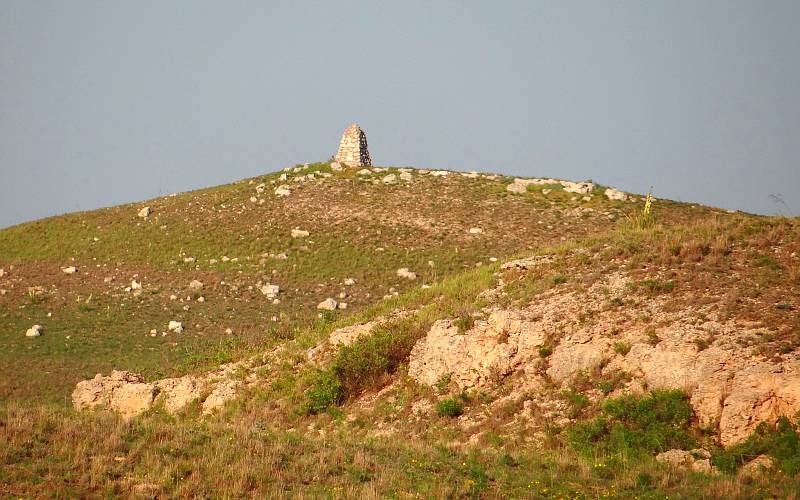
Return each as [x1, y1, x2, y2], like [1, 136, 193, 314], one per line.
[335, 123, 371, 167]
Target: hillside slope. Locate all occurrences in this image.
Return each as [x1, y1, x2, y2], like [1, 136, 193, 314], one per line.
[2, 162, 799, 498]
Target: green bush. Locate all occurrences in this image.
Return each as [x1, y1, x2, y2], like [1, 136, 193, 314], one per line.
[302, 370, 342, 415]
[436, 398, 464, 418]
[567, 390, 696, 458]
[712, 418, 800, 474]
[331, 318, 425, 399]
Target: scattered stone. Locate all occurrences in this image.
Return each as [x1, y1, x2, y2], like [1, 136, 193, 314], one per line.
[291, 229, 310, 238]
[137, 207, 151, 218]
[317, 297, 338, 311]
[397, 268, 417, 280]
[399, 171, 413, 182]
[25, 325, 43, 337]
[506, 183, 527, 194]
[196, 296, 205, 303]
[357, 168, 372, 176]
[130, 280, 142, 291]
[604, 188, 627, 201]
[168, 321, 184, 334]
[469, 227, 483, 234]
[188, 280, 203, 291]
[334, 123, 372, 167]
[382, 174, 397, 184]
[0, 268, 4, 277]
[255, 183, 266, 194]
[344, 278, 356, 286]
[62, 266, 78, 274]
[275, 185, 291, 197]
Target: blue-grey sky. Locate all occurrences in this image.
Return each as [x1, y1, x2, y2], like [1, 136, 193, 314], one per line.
[1, 1, 799, 229]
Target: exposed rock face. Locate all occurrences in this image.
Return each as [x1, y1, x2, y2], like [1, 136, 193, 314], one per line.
[72, 371, 156, 419]
[155, 376, 205, 414]
[334, 123, 371, 167]
[604, 188, 627, 201]
[408, 310, 546, 389]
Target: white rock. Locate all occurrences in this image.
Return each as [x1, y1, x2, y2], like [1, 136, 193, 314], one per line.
[275, 185, 292, 197]
[138, 207, 151, 218]
[255, 183, 266, 194]
[397, 268, 417, 280]
[506, 183, 527, 194]
[0, 268, 5, 277]
[167, 321, 184, 334]
[62, 266, 78, 274]
[249, 196, 258, 203]
[259, 284, 280, 298]
[25, 325, 43, 337]
[399, 171, 413, 182]
[469, 227, 483, 234]
[330, 162, 343, 171]
[291, 229, 310, 238]
[188, 280, 203, 291]
[183, 257, 195, 263]
[430, 170, 449, 177]
[382, 174, 397, 184]
[317, 298, 338, 311]
[130, 280, 142, 291]
[196, 296, 205, 303]
[357, 169, 372, 176]
[344, 278, 356, 286]
[604, 188, 627, 201]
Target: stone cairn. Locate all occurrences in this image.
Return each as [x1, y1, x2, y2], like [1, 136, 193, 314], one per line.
[334, 123, 371, 167]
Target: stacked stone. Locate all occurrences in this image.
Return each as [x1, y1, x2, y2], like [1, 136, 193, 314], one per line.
[335, 123, 372, 167]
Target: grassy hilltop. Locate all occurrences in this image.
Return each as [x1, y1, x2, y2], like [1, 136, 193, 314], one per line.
[1, 163, 799, 498]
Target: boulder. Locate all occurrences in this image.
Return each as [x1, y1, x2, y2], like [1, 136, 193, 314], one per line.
[168, 321, 184, 334]
[275, 185, 291, 197]
[25, 325, 43, 337]
[317, 298, 338, 311]
[72, 370, 156, 419]
[259, 283, 280, 298]
[62, 266, 78, 274]
[382, 174, 397, 184]
[397, 268, 417, 280]
[399, 171, 413, 182]
[739, 454, 774, 477]
[291, 229, 310, 238]
[506, 183, 527, 194]
[137, 207, 151, 218]
[604, 188, 627, 201]
[656, 449, 716, 474]
[188, 280, 203, 291]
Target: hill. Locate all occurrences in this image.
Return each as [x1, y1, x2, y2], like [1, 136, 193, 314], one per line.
[1, 162, 799, 498]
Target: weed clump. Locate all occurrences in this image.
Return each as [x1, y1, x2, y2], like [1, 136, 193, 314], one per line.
[436, 398, 464, 418]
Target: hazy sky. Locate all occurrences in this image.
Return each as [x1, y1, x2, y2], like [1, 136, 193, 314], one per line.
[1, 1, 799, 229]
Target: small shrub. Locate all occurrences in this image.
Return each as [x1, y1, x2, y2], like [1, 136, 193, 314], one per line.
[434, 372, 452, 394]
[553, 275, 567, 285]
[454, 313, 475, 332]
[776, 303, 792, 310]
[436, 398, 463, 418]
[693, 337, 711, 351]
[610, 297, 624, 307]
[538, 345, 553, 358]
[303, 370, 342, 415]
[613, 341, 631, 355]
[561, 390, 590, 418]
[638, 279, 676, 295]
[645, 328, 661, 346]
